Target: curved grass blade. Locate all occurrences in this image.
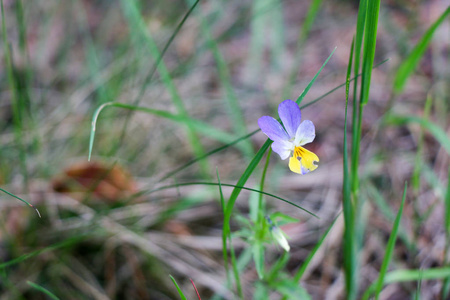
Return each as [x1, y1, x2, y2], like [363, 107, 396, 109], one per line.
[0, 188, 40, 217]
[374, 182, 408, 300]
[145, 181, 318, 218]
[393, 7, 450, 94]
[169, 275, 188, 300]
[160, 59, 389, 181]
[27, 281, 60, 300]
[88, 102, 243, 161]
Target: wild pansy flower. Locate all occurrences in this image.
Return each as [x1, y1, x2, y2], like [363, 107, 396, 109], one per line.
[258, 99, 319, 174]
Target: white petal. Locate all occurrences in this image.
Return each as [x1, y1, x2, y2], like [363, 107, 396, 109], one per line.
[294, 120, 316, 146]
[271, 140, 292, 160]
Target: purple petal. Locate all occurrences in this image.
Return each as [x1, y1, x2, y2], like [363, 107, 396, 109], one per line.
[278, 100, 301, 139]
[258, 116, 289, 142]
[294, 120, 316, 146]
[271, 140, 292, 160]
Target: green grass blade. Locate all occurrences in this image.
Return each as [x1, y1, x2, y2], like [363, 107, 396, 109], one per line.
[359, 0, 380, 105]
[363, 267, 450, 298]
[222, 139, 271, 261]
[27, 281, 60, 300]
[169, 275, 188, 300]
[216, 169, 230, 285]
[295, 48, 336, 105]
[293, 213, 340, 282]
[143, 182, 318, 218]
[393, 7, 450, 93]
[0, 188, 40, 217]
[88, 102, 244, 161]
[374, 182, 408, 300]
[343, 37, 356, 299]
[217, 169, 243, 298]
[350, 0, 366, 189]
[385, 115, 450, 155]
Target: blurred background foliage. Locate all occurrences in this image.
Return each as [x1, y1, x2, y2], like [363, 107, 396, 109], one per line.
[0, 0, 448, 299]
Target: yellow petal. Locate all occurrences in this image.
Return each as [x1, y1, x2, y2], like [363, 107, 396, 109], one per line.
[288, 146, 319, 174]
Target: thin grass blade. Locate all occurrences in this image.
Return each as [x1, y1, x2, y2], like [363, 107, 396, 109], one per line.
[294, 213, 340, 282]
[374, 182, 408, 300]
[27, 281, 60, 300]
[393, 7, 450, 93]
[144, 181, 317, 218]
[359, 0, 380, 105]
[169, 275, 188, 300]
[0, 188, 40, 217]
[295, 47, 336, 105]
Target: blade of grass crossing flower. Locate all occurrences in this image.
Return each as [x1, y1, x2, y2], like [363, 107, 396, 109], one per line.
[169, 275, 188, 300]
[27, 281, 60, 300]
[217, 170, 243, 298]
[343, 38, 357, 300]
[159, 59, 390, 181]
[374, 182, 408, 300]
[393, 7, 450, 94]
[88, 102, 244, 161]
[0, 188, 40, 217]
[1, 0, 29, 188]
[120, 0, 210, 176]
[295, 48, 336, 105]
